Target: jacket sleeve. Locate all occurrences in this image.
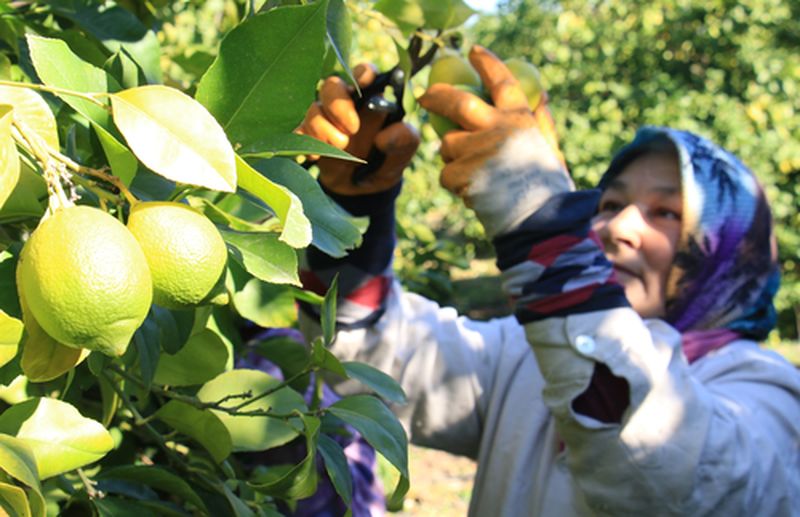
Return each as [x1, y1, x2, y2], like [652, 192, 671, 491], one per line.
[298, 185, 524, 458]
[495, 190, 800, 515]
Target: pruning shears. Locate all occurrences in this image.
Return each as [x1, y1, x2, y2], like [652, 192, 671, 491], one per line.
[345, 33, 442, 184]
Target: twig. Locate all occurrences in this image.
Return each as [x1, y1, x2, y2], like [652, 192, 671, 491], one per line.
[0, 79, 110, 110]
[77, 468, 103, 499]
[100, 370, 190, 469]
[51, 152, 138, 205]
[229, 369, 312, 411]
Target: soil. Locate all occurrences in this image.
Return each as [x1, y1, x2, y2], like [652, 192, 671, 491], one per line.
[394, 445, 477, 516]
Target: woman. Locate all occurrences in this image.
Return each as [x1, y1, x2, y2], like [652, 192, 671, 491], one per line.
[298, 46, 800, 515]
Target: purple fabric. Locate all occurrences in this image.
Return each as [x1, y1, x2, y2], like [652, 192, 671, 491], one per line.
[601, 127, 779, 361]
[236, 328, 385, 516]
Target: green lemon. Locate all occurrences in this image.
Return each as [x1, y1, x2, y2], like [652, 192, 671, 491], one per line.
[127, 201, 228, 310]
[428, 53, 482, 88]
[504, 57, 545, 110]
[428, 53, 485, 137]
[17, 206, 152, 356]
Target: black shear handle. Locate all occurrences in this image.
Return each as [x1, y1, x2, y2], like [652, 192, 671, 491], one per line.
[350, 67, 406, 185]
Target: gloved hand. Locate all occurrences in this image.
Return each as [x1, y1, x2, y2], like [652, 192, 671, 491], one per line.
[297, 64, 420, 196]
[419, 45, 573, 239]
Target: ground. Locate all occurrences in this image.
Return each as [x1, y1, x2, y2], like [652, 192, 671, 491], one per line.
[380, 445, 476, 517]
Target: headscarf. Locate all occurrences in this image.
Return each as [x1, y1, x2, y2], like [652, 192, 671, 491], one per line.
[599, 127, 780, 361]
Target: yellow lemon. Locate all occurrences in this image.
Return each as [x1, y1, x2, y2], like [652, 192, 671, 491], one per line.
[16, 206, 152, 356]
[127, 201, 228, 310]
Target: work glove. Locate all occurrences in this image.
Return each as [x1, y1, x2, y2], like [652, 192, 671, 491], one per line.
[297, 64, 420, 196]
[419, 45, 573, 239]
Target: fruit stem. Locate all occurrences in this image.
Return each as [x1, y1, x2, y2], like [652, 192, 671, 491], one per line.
[11, 121, 73, 212]
[70, 174, 121, 204]
[0, 80, 110, 110]
[50, 150, 139, 206]
[77, 468, 103, 499]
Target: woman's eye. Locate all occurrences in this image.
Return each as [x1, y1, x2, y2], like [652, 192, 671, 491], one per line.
[654, 208, 682, 221]
[599, 200, 623, 213]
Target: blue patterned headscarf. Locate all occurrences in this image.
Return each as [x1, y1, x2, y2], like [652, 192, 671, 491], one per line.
[599, 127, 780, 344]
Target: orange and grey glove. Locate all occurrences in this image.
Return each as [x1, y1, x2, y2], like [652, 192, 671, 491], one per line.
[419, 45, 573, 239]
[297, 64, 420, 196]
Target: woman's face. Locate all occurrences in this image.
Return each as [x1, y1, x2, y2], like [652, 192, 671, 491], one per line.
[592, 151, 683, 318]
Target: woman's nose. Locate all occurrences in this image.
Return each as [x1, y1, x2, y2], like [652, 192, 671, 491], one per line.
[604, 204, 646, 249]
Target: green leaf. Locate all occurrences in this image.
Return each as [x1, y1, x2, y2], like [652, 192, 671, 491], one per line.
[374, 0, 424, 35]
[222, 230, 300, 286]
[195, 1, 329, 147]
[321, 275, 338, 347]
[343, 362, 407, 405]
[312, 341, 347, 378]
[153, 329, 228, 387]
[0, 434, 39, 490]
[196, 369, 307, 452]
[0, 398, 113, 479]
[252, 158, 367, 258]
[104, 48, 146, 90]
[0, 310, 21, 369]
[0, 86, 58, 148]
[231, 277, 297, 329]
[153, 401, 232, 464]
[25, 35, 137, 185]
[419, 0, 476, 29]
[131, 318, 159, 388]
[235, 155, 311, 249]
[110, 86, 236, 192]
[47, 2, 162, 84]
[0, 480, 31, 517]
[19, 300, 87, 383]
[316, 434, 353, 506]
[188, 196, 278, 233]
[325, 0, 356, 88]
[216, 479, 255, 517]
[92, 497, 165, 517]
[93, 123, 138, 186]
[327, 395, 408, 499]
[96, 465, 208, 513]
[26, 35, 113, 128]
[0, 164, 46, 224]
[0, 105, 19, 212]
[97, 374, 119, 428]
[25, 486, 44, 517]
[239, 133, 364, 162]
[248, 414, 320, 499]
[252, 337, 311, 392]
[0, 253, 20, 320]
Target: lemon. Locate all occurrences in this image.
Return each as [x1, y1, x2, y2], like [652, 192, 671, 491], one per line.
[127, 201, 228, 310]
[428, 53, 485, 137]
[428, 53, 482, 89]
[504, 57, 544, 111]
[17, 206, 152, 356]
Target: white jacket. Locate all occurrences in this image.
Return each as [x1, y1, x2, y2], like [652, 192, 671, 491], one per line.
[302, 281, 800, 516]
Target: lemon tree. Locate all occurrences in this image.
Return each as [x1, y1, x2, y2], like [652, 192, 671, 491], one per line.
[0, 0, 478, 514]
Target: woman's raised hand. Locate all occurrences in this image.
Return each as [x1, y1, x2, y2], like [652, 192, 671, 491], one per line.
[298, 64, 420, 196]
